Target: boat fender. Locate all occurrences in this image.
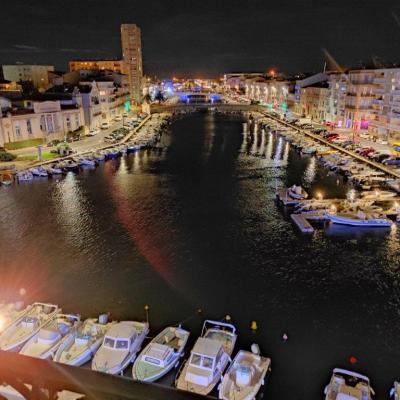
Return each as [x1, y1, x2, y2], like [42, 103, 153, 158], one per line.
[251, 343, 260, 355]
[98, 314, 108, 325]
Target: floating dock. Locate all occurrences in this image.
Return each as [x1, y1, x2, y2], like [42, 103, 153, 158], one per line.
[290, 213, 315, 234]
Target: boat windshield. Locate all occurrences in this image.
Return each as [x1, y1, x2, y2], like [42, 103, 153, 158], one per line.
[115, 339, 129, 350]
[190, 353, 214, 370]
[104, 337, 115, 348]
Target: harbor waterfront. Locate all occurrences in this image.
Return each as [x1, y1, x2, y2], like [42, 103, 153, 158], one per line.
[1, 112, 400, 398]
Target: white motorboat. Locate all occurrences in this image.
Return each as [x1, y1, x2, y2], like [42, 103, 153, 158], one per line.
[54, 314, 115, 366]
[0, 302, 31, 334]
[287, 185, 308, 200]
[175, 319, 237, 395]
[327, 211, 392, 228]
[219, 345, 271, 400]
[46, 164, 63, 175]
[92, 321, 149, 375]
[19, 314, 80, 359]
[390, 381, 400, 400]
[74, 157, 96, 167]
[0, 303, 60, 352]
[360, 190, 397, 200]
[30, 167, 48, 177]
[324, 368, 375, 400]
[132, 326, 190, 382]
[93, 152, 105, 162]
[16, 171, 33, 181]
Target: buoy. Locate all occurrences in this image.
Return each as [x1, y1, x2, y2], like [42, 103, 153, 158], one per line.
[349, 356, 358, 364]
[250, 320, 258, 331]
[282, 333, 288, 342]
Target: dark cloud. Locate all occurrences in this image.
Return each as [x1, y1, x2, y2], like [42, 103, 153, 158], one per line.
[1, 0, 400, 77]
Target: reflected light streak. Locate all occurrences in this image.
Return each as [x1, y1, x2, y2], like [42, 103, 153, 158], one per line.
[103, 164, 177, 288]
[283, 141, 290, 163]
[258, 131, 266, 155]
[251, 131, 258, 154]
[304, 157, 316, 184]
[265, 133, 273, 160]
[274, 137, 283, 162]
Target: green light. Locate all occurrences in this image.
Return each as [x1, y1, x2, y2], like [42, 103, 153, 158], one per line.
[281, 102, 288, 112]
[267, 103, 273, 111]
[124, 100, 131, 112]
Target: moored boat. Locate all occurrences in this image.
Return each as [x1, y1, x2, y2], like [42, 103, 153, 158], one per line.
[0, 303, 60, 352]
[175, 319, 237, 396]
[30, 167, 48, 177]
[326, 211, 393, 228]
[19, 314, 80, 359]
[287, 185, 308, 200]
[54, 314, 115, 366]
[390, 381, 400, 400]
[132, 326, 190, 382]
[92, 321, 149, 375]
[219, 345, 271, 400]
[16, 171, 33, 182]
[324, 368, 375, 399]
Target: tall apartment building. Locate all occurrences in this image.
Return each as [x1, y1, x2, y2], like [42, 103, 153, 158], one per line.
[120, 24, 143, 104]
[369, 68, 400, 141]
[69, 59, 124, 74]
[344, 70, 376, 130]
[1, 64, 54, 91]
[326, 72, 348, 127]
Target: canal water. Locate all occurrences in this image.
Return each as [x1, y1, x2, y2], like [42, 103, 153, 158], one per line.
[0, 112, 399, 399]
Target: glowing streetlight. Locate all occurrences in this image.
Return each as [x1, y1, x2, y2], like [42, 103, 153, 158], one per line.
[330, 204, 337, 214]
[316, 191, 323, 200]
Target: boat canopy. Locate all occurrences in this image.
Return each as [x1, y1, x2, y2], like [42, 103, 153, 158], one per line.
[201, 319, 236, 337]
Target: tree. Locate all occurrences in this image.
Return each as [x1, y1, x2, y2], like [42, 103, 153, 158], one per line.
[154, 90, 165, 104]
[142, 93, 152, 104]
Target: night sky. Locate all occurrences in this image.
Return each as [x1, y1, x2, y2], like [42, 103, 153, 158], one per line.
[1, 0, 400, 77]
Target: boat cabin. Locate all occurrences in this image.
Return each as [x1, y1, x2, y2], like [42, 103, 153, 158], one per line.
[186, 338, 224, 386]
[141, 343, 174, 368]
[102, 323, 136, 351]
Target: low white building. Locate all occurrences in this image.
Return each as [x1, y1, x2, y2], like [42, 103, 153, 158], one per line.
[0, 100, 83, 146]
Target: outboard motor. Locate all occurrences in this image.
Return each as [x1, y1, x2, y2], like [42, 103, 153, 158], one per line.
[98, 314, 108, 325]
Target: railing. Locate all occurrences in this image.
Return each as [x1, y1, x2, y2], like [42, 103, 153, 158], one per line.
[0, 351, 207, 400]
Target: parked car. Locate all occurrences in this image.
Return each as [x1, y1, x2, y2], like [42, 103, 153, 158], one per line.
[100, 122, 110, 130]
[87, 128, 100, 136]
[114, 115, 122, 122]
[383, 157, 400, 165]
[359, 148, 375, 157]
[359, 132, 371, 139]
[372, 153, 391, 163]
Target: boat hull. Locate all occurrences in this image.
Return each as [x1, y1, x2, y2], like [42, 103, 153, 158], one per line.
[327, 213, 392, 227]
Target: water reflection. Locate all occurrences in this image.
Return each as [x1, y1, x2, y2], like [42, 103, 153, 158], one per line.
[303, 157, 316, 185]
[52, 173, 94, 249]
